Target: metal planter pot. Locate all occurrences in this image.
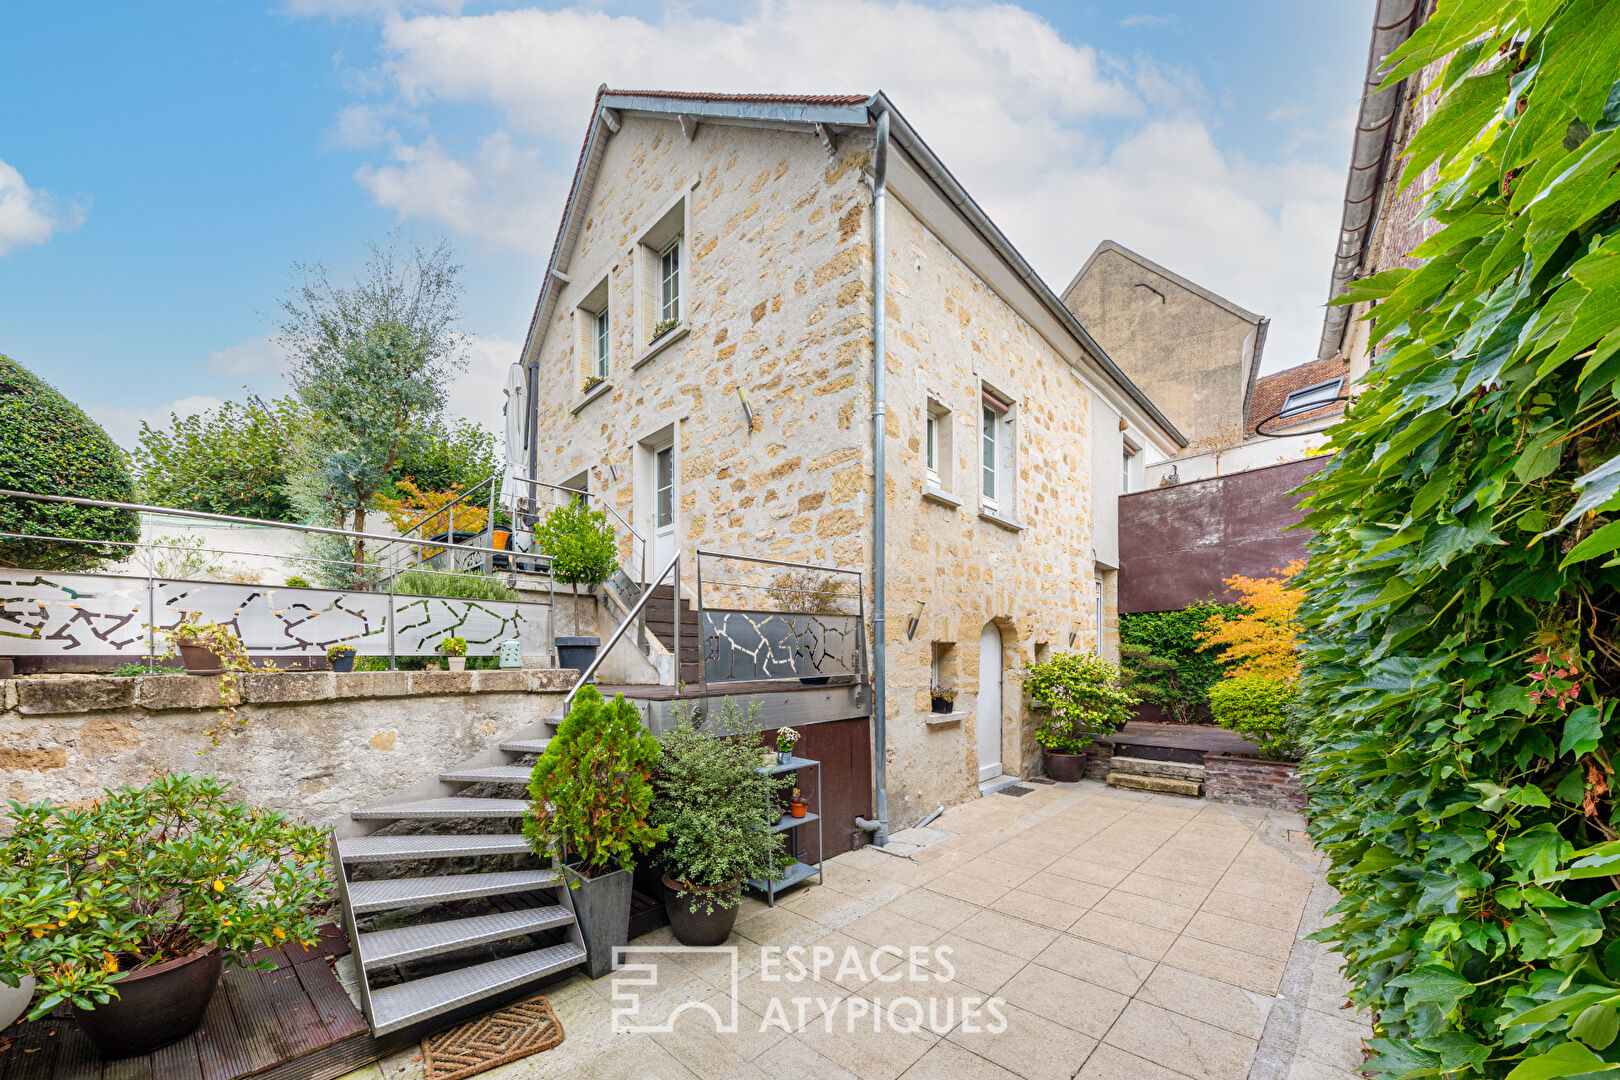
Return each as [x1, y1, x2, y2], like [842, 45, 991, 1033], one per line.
[555, 637, 600, 674]
[76, 946, 223, 1059]
[566, 866, 632, 979]
[661, 876, 741, 947]
[329, 652, 356, 673]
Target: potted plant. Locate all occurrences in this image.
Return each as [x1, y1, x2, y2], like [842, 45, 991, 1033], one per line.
[438, 636, 468, 671]
[651, 702, 786, 946]
[774, 726, 800, 765]
[326, 643, 357, 673]
[532, 500, 619, 673]
[930, 684, 956, 714]
[523, 686, 662, 978]
[160, 616, 268, 746]
[0, 774, 328, 1058]
[1027, 652, 1138, 782]
[650, 316, 680, 344]
[789, 788, 808, 818]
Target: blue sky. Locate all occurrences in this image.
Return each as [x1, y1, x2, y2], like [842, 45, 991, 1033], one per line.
[0, 1, 1368, 446]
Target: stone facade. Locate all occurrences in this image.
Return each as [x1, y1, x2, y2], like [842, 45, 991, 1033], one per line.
[0, 671, 571, 827]
[525, 107, 1173, 830]
[1203, 752, 1307, 811]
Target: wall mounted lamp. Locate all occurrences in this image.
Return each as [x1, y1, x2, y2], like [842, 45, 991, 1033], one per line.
[906, 600, 925, 640]
[738, 387, 755, 431]
[1068, 619, 1081, 648]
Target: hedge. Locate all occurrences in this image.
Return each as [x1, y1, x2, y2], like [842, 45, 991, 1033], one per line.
[1118, 604, 1237, 723]
[0, 355, 139, 570]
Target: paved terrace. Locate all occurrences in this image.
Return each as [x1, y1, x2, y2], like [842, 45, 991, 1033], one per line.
[341, 781, 1370, 1080]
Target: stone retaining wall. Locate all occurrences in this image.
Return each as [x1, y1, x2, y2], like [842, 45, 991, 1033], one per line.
[1203, 752, 1306, 811]
[0, 670, 573, 828]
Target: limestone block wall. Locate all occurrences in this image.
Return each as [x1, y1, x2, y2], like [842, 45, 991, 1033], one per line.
[878, 196, 1103, 826]
[0, 671, 571, 828]
[529, 117, 876, 590]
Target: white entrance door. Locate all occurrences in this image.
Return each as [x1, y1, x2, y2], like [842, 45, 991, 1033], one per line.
[652, 443, 676, 571]
[977, 621, 1003, 782]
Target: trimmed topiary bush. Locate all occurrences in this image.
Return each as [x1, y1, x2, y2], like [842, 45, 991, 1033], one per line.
[0, 355, 139, 570]
[1206, 673, 1301, 760]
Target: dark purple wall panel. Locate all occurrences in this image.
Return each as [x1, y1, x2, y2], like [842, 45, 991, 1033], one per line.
[1119, 457, 1329, 613]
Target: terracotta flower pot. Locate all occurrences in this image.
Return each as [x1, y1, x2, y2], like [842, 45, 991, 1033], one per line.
[661, 875, 741, 947]
[1043, 750, 1088, 783]
[789, 800, 807, 818]
[492, 529, 510, 550]
[76, 945, 222, 1059]
[176, 644, 223, 674]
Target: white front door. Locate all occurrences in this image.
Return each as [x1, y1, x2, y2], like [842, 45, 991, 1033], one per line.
[977, 621, 1003, 782]
[652, 443, 676, 571]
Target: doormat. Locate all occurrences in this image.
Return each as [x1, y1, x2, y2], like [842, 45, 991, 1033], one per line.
[422, 995, 564, 1080]
[998, 784, 1034, 797]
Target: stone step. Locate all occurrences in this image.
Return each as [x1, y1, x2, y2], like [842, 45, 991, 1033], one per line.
[1107, 773, 1203, 798]
[1108, 755, 1205, 782]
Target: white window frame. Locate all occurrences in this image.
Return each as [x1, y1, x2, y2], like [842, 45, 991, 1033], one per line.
[981, 404, 998, 509]
[1094, 574, 1105, 654]
[1279, 377, 1343, 418]
[593, 307, 610, 379]
[979, 386, 1014, 516]
[925, 414, 938, 483]
[658, 236, 681, 324]
[1121, 444, 1136, 495]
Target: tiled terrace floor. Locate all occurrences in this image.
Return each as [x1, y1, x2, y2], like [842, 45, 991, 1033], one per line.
[342, 780, 1371, 1080]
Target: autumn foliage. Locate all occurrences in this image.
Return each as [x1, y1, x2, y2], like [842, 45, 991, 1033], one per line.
[1197, 560, 1304, 680]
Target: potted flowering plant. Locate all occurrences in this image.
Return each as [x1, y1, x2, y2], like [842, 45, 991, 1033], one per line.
[438, 636, 468, 671]
[1027, 652, 1137, 782]
[774, 726, 800, 766]
[930, 684, 957, 714]
[325, 643, 357, 673]
[160, 616, 270, 746]
[789, 788, 808, 818]
[0, 774, 329, 1058]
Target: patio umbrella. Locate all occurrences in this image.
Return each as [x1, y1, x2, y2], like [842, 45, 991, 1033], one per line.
[500, 363, 533, 545]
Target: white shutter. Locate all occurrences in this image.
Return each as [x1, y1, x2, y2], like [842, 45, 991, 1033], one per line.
[998, 411, 1016, 515]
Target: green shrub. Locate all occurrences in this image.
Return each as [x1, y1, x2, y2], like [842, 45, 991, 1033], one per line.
[0, 354, 139, 570]
[651, 701, 786, 914]
[132, 396, 304, 522]
[1118, 605, 1236, 723]
[1026, 652, 1136, 754]
[0, 773, 329, 1019]
[523, 685, 662, 878]
[393, 569, 519, 601]
[533, 500, 617, 632]
[1206, 674, 1301, 760]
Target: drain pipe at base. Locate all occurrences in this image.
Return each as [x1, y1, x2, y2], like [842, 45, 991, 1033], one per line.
[867, 108, 892, 848]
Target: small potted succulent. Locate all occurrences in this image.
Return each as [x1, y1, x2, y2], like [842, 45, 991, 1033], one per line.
[775, 726, 800, 766]
[930, 684, 956, 714]
[326, 643, 357, 673]
[789, 788, 808, 819]
[0, 774, 329, 1058]
[438, 636, 468, 671]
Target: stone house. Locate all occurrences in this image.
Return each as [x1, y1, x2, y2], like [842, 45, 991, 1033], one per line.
[516, 88, 1183, 828]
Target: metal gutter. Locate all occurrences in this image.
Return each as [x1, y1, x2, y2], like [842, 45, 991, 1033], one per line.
[867, 92, 1186, 449]
[869, 110, 891, 848]
[1317, 0, 1424, 361]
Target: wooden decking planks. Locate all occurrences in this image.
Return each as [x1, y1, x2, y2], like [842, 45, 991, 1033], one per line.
[2, 927, 376, 1080]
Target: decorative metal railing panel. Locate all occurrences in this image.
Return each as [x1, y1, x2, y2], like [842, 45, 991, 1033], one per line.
[700, 609, 861, 683]
[0, 570, 545, 657]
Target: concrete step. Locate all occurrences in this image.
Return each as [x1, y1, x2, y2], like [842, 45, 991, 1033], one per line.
[1107, 773, 1203, 798]
[1108, 755, 1205, 782]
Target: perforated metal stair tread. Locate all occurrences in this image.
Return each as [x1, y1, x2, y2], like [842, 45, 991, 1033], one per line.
[347, 869, 561, 913]
[366, 943, 587, 1037]
[439, 765, 533, 783]
[351, 797, 528, 820]
[337, 834, 530, 863]
[356, 907, 574, 970]
[500, 739, 551, 754]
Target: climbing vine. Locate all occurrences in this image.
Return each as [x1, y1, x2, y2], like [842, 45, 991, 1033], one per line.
[1298, 2, 1620, 1077]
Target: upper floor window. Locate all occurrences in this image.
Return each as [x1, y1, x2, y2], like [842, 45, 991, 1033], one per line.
[982, 404, 998, 506]
[1121, 446, 1135, 494]
[659, 237, 681, 323]
[575, 273, 611, 391]
[1280, 377, 1343, 418]
[593, 308, 609, 379]
[979, 385, 1016, 518]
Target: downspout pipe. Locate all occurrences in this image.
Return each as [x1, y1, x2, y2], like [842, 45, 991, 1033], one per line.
[870, 109, 891, 848]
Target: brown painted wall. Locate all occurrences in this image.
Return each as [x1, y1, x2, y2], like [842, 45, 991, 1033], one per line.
[765, 717, 873, 862]
[1118, 456, 1329, 613]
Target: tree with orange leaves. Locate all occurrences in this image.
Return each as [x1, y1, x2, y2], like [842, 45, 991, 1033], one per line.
[1197, 560, 1304, 680]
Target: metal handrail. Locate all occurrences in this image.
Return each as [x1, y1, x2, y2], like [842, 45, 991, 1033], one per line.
[509, 473, 645, 544]
[565, 550, 680, 709]
[693, 548, 861, 576]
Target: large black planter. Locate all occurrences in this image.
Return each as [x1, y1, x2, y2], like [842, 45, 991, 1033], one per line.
[76, 946, 222, 1059]
[555, 636, 600, 674]
[567, 866, 632, 979]
[662, 875, 741, 946]
[1043, 750, 1087, 783]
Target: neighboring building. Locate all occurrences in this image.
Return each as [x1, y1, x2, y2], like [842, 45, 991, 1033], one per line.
[1060, 240, 1269, 452]
[518, 88, 1183, 824]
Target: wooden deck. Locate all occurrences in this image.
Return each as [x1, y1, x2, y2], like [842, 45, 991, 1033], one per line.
[1098, 721, 1263, 759]
[0, 925, 377, 1080]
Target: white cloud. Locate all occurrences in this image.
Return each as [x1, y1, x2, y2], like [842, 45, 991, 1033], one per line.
[444, 333, 521, 438]
[328, 0, 1344, 369]
[0, 158, 86, 257]
[205, 336, 293, 379]
[89, 395, 227, 449]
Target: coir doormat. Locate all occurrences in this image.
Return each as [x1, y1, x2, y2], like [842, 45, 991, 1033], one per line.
[422, 995, 565, 1080]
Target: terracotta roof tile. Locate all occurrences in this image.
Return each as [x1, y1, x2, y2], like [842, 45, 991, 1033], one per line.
[1246, 355, 1351, 435]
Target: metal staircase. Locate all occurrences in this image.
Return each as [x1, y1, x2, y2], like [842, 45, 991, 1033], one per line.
[330, 716, 586, 1039]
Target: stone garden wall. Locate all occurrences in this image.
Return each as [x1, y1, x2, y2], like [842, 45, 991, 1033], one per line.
[0, 670, 572, 828]
[1202, 752, 1307, 811]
